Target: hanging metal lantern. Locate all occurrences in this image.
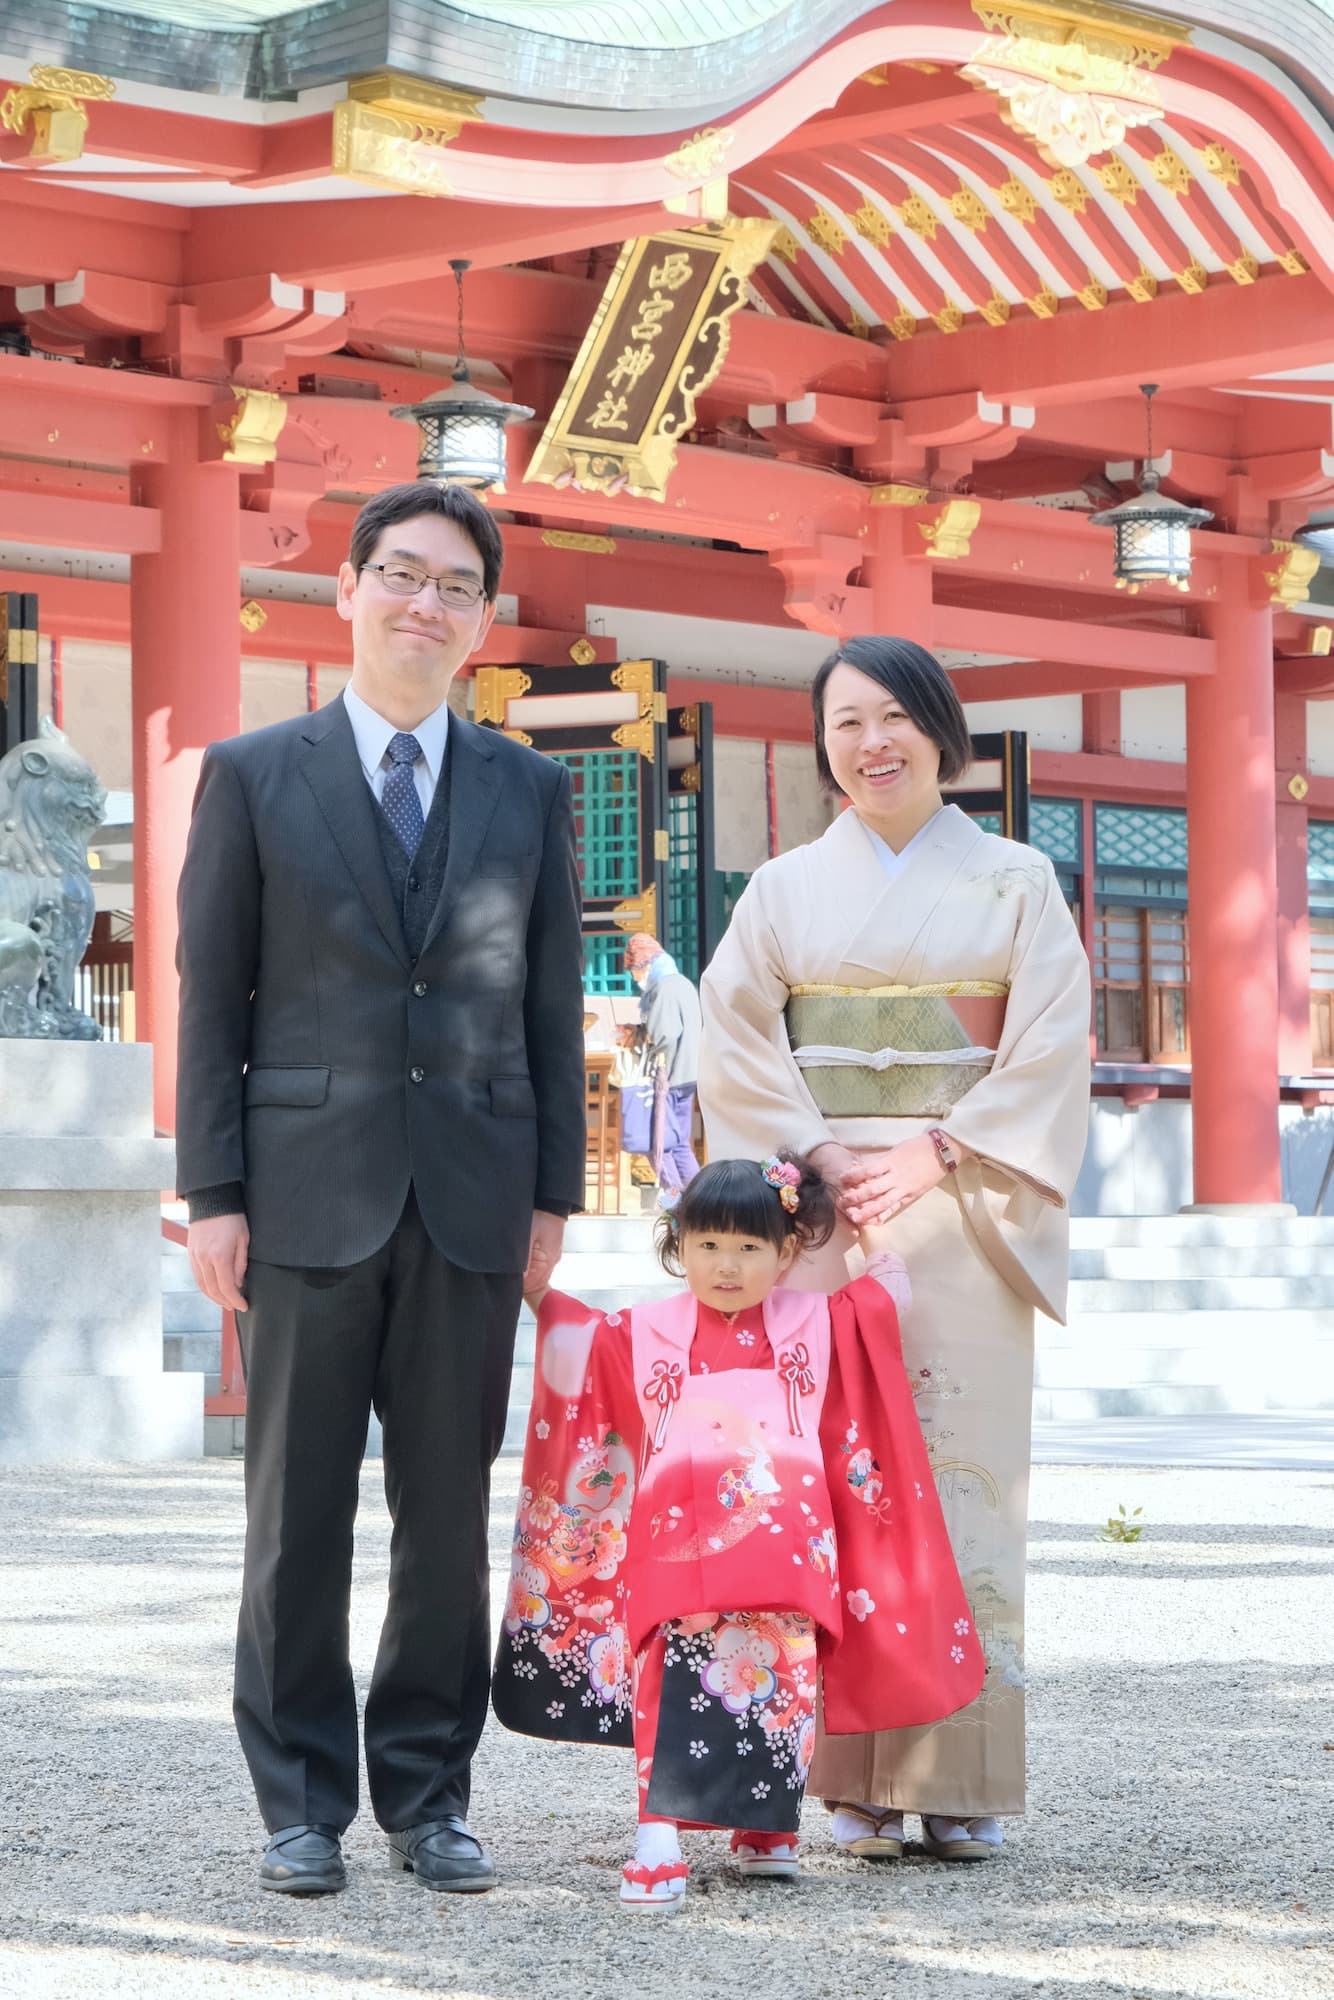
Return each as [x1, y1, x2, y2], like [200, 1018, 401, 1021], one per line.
[392, 260, 532, 491]
[1091, 384, 1212, 594]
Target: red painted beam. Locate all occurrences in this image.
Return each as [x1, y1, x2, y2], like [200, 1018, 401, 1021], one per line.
[0, 78, 264, 176]
[0, 178, 186, 289]
[936, 604, 1214, 678]
[949, 662, 1177, 701]
[185, 196, 679, 292]
[666, 676, 812, 740]
[884, 270, 1334, 408]
[0, 490, 158, 553]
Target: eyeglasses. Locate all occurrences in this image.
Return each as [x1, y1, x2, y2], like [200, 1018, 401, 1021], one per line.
[362, 562, 486, 610]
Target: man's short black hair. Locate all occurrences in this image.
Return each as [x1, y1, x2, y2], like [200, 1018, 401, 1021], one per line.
[349, 482, 504, 602]
[811, 636, 973, 791]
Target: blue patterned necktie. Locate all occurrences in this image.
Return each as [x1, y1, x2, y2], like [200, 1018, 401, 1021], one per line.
[381, 731, 425, 856]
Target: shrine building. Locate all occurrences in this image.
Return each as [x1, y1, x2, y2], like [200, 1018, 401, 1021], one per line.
[3, 0, 1334, 1220]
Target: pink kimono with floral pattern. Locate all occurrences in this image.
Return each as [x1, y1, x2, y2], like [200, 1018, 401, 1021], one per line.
[493, 1273, 984, 1832]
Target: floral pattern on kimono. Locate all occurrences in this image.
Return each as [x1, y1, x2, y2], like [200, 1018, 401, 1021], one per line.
[634, 1611, 818, 1833]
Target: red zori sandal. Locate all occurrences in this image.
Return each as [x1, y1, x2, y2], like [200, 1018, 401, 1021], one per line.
[619, 1859, 689, 1910]
[729, 1829, 800, 1878]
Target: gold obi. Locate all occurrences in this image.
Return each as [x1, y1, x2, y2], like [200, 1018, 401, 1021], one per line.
[785, 983, 1008, 1118]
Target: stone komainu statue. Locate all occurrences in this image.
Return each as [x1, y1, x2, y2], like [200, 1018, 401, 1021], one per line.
[0, 718, 107, 1039]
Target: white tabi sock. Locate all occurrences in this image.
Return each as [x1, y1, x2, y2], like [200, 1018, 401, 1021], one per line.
[635, 1822, 682, 1870]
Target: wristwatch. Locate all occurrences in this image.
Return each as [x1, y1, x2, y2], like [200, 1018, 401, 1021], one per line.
[926, 1127, 958, 1174]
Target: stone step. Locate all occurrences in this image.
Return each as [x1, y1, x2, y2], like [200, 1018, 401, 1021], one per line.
[1057, 1305, 1334, 1345]
[163, 1331, 223, 1374]
[1031, 1385, 1232, 1421]
[161, 1289, 223, 1336]
[1066, 1275, 1334, 1313]
[1036, 1335, 1333, 1398]
[1069, 1244, 1334, 1280]
[1068, 1216, 1334, 1247]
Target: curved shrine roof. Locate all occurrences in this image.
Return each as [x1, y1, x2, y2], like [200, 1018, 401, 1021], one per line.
[0, 0, 1331, 117]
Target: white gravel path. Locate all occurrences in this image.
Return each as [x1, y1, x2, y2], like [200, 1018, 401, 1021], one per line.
[0, 1458, 1330, 2000]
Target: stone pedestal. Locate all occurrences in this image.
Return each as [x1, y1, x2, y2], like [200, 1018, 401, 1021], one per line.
[0, 1041, 201, 1460]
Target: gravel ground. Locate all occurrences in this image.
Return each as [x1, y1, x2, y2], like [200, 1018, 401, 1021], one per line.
[0, 1459, 1330, 2000]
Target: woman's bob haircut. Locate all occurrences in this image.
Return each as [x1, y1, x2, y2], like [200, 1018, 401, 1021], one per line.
[811, 636, 973, 794]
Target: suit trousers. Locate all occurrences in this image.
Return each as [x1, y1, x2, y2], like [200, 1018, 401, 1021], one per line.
[233, 1188, 522, 1833]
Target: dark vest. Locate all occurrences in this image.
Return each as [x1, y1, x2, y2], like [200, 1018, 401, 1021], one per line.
[373, 737, 453, 962]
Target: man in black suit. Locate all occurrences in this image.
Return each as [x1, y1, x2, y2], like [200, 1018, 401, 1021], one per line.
[176, 482, 585, 1896]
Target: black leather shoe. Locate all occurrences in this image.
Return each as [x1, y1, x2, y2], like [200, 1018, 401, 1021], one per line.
[259, 1823, 346, 1895]
[388, 1817, 496, 1893]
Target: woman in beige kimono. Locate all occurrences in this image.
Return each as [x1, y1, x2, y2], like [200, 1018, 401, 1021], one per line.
[697, 636, 1090, 1862]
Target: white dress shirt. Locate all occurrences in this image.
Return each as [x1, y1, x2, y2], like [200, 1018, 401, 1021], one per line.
[342, 683, 450, 818]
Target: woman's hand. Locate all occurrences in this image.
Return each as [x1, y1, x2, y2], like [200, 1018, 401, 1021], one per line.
[838, 1136, 952, 1227]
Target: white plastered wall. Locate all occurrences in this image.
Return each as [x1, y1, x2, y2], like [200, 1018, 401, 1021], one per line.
[1121, 686, 1186, 762]
[713, 737, 768, 874]
[961, 693, 1082, 750]
[1306, 701, 1334, 777]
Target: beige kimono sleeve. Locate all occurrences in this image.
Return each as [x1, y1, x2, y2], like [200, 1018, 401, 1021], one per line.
[941, 855, 1092, 1210]
[697, 863, 832, 1162]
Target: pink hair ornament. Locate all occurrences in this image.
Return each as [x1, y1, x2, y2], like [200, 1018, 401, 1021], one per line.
[761, 1157, 802, 1214]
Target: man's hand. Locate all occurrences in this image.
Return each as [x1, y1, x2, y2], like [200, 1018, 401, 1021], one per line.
[523, 1210, 566, 1297]
[188, 1213, 250, 1312]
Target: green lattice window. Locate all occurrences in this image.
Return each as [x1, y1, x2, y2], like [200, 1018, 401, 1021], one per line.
[1094, 803, 1187, 908]
[552, 748, 640, 995]
[1310, 822, 1334, 883]
[584, 935, 635, 996]
[1309, 821, 1334, 921]
[669, 794, 700, 983]
[1031, 797, 1082, 867]
[968, 811, 1003, 836]
[552, 748, 640, 899]
[1095, 804, 1187, 871]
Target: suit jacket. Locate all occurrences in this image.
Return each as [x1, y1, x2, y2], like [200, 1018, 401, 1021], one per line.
[174, 696, 587, 1273]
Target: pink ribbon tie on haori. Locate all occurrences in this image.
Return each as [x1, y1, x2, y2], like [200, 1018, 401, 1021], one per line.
[643, 1358, 683, 1452]
[777, 1343, 816, 1436]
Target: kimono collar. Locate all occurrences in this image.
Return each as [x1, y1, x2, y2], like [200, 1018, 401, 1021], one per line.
[639, 1285, 825, 1360]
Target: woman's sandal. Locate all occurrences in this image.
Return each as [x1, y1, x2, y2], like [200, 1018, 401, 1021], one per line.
[830, 1805, 905, 1859]
[729, 1830, 800, 1879]
[619, 1859, 689, 1910]
[920, 1815, 1003, 1862]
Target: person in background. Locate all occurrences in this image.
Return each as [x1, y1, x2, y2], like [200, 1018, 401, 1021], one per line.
[624, 933, 703, 1193]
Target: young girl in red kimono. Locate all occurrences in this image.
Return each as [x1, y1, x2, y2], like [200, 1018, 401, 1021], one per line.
[493, 1153, 984, 1911]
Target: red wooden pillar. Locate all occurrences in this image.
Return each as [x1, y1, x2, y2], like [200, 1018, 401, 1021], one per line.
[1274, 690, 1312, 1079]
[1185, 588, 1285, 1206]
[130, 411, 242, 1132]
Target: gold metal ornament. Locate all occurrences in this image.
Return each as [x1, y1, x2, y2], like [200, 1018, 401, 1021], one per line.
[216, 388, 287, 465]
[0, 65, 114, 163]
[807, 210, 848, 257]
[474, 666, 532, 725]
[332, 74, 483, 196]
[871, 484, 931, 507]
[960, 0, 1188, 169]
[919, 499, 982, 559]
[568, 638, 598, 665]
[1262, 541, 1320, 609]
[850, 201, 894, 246]
[613, 884, 657, 934]
[541, 531, 617, 554]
